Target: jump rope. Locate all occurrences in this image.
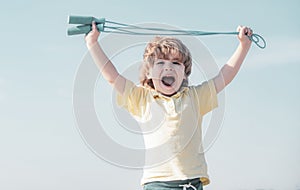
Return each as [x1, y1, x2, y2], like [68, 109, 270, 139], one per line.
[67, 15, 266, 49]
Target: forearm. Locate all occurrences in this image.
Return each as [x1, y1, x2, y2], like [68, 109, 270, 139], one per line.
[221, 43, 251, 85]
[214, 41, 251, 93]
[88, 42, 119, 84]
[84, 22, 127, 94]
[87, 42, 126, 95]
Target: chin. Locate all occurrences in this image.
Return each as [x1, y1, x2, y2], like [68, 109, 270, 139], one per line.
[160, 87, 179, 96]
[154, 81, 180, 96]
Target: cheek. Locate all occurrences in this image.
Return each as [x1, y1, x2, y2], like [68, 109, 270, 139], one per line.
[182, 66, 186, 77]
[151, 67, 161, 76]
[177, 67, 185, 76]
[147, 67, 155, 78]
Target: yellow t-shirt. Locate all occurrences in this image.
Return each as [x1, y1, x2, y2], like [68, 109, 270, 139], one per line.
[117, 79, 218, 186]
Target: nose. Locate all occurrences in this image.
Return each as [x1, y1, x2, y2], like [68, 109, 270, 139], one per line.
[164, 62, 173, 71]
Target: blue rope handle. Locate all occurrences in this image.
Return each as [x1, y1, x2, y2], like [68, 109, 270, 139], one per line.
[67, 16, 266, 49]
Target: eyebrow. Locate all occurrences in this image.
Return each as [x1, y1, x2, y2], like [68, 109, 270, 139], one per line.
[154, 59, 183, 65]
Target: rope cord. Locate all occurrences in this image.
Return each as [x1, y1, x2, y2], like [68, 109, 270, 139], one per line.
[67, 16, 266, 49]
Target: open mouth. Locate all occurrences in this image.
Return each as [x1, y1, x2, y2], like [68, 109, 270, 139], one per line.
[161, 76, 175, 87]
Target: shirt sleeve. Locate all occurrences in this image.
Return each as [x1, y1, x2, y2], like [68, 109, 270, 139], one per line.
[116, 79, 148, 118]
[193, 79, 218, 116]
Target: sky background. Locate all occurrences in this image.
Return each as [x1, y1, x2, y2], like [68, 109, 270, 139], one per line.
[0, 0, 299, 190]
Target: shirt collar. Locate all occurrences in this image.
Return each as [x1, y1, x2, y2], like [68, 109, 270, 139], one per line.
[151, 86, 189, 99]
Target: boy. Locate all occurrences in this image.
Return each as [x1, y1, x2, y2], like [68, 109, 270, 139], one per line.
[85, 22, 252, 190]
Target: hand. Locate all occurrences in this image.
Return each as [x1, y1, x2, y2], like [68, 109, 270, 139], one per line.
[85, 21, 100, 49]
[237, 25, 253, 47]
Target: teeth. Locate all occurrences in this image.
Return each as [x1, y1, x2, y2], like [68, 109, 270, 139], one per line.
[162, 76, 175, 86]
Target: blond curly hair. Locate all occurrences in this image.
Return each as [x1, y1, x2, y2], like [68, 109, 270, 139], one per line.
[140, 36, 192, 89]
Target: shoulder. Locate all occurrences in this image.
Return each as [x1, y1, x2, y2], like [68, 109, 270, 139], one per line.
[122, 80, 151, 99]
[191, 79, 216, 91]
[187, 79, 217, 98]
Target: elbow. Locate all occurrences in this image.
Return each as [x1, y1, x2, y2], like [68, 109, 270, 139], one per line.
[107, 78, 116, 86]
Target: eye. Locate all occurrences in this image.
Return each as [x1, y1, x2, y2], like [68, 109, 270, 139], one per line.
[172, 62, 180, 65]
[156, 61, 164, 65]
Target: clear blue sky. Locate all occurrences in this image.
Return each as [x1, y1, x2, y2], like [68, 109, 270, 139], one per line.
[0, 0, 299, 190]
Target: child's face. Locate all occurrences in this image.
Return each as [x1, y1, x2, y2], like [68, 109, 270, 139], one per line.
[149, 56, 186, 96]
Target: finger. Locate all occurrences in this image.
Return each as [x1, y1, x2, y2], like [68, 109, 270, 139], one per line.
[91, 21, 97, 31]
[236, 25, 243, 32]
[248, 28, 253, 36]
[244, 27, 249, 35]
[237, 26, 245, 36]
[243, 27, 251, 36]
[245, 27, 253, 36]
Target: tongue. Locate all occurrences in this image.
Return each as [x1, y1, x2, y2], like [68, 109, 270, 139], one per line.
[162, 76, 175, 86]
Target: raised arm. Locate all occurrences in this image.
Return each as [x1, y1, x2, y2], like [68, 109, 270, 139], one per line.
[213, 26, 253, 93]
[85, 22, 127, 95]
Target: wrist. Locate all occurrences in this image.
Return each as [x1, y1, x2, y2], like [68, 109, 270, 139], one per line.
[240, 40, 252, 49]
[86, 40, 98, 49]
